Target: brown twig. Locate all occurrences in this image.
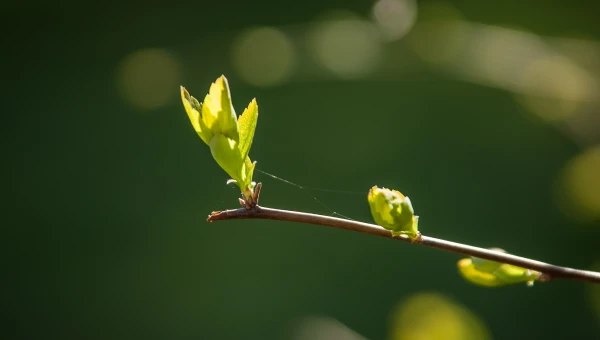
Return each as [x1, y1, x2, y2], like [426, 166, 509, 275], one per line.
[208, 205, 600, 284]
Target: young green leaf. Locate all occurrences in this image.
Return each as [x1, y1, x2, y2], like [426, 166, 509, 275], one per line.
[209, 134, 245, 185]
[202, 76, 239, 141]
[181, 87, 213, 145]
[242, 157, 257, 192]
[238, 99, 258, 163]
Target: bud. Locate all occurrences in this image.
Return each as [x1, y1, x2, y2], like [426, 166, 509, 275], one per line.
[181, 76, 258, 199]
[367, 186, 419, 239]
[457, 248, 541, 287]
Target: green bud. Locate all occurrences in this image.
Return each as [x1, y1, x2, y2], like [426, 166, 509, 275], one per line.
[181, 75, 259, 198]
[368, 186, 419, 239]
[458, 249, 541, 287]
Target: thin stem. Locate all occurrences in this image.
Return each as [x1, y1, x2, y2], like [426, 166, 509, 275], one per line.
[208, 206, 600, 284]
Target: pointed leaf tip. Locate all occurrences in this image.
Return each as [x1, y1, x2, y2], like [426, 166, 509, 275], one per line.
[206, 74, 238, 140]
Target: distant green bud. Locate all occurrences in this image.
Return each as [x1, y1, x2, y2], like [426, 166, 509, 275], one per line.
[458, 248, 541, 287]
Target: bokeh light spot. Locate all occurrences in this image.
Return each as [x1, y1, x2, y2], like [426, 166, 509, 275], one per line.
[516, 55, 594, 122]
[458, 26, 549, 90]
[404, 2, 466, 66]
[289, 316, 367, 340]
[308, 16, 382, 79]
[389, 292, 491, 340]
[116, 48, 182, 110]
[372, 0, 418, 41]
[231, 26, 296, 87]
[556, 145, 600, 222]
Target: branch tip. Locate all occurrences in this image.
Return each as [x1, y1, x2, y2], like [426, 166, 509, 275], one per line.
[206, 212, 216, 222]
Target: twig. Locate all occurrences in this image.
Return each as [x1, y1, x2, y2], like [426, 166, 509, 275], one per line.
[208, 205, 600, 284]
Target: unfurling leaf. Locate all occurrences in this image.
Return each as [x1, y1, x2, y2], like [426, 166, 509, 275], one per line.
[368, 186, 419, 239]
[181, 75, 259, 200]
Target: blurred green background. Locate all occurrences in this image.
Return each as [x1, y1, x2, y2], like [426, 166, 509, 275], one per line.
[4, 0, 600, 339]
